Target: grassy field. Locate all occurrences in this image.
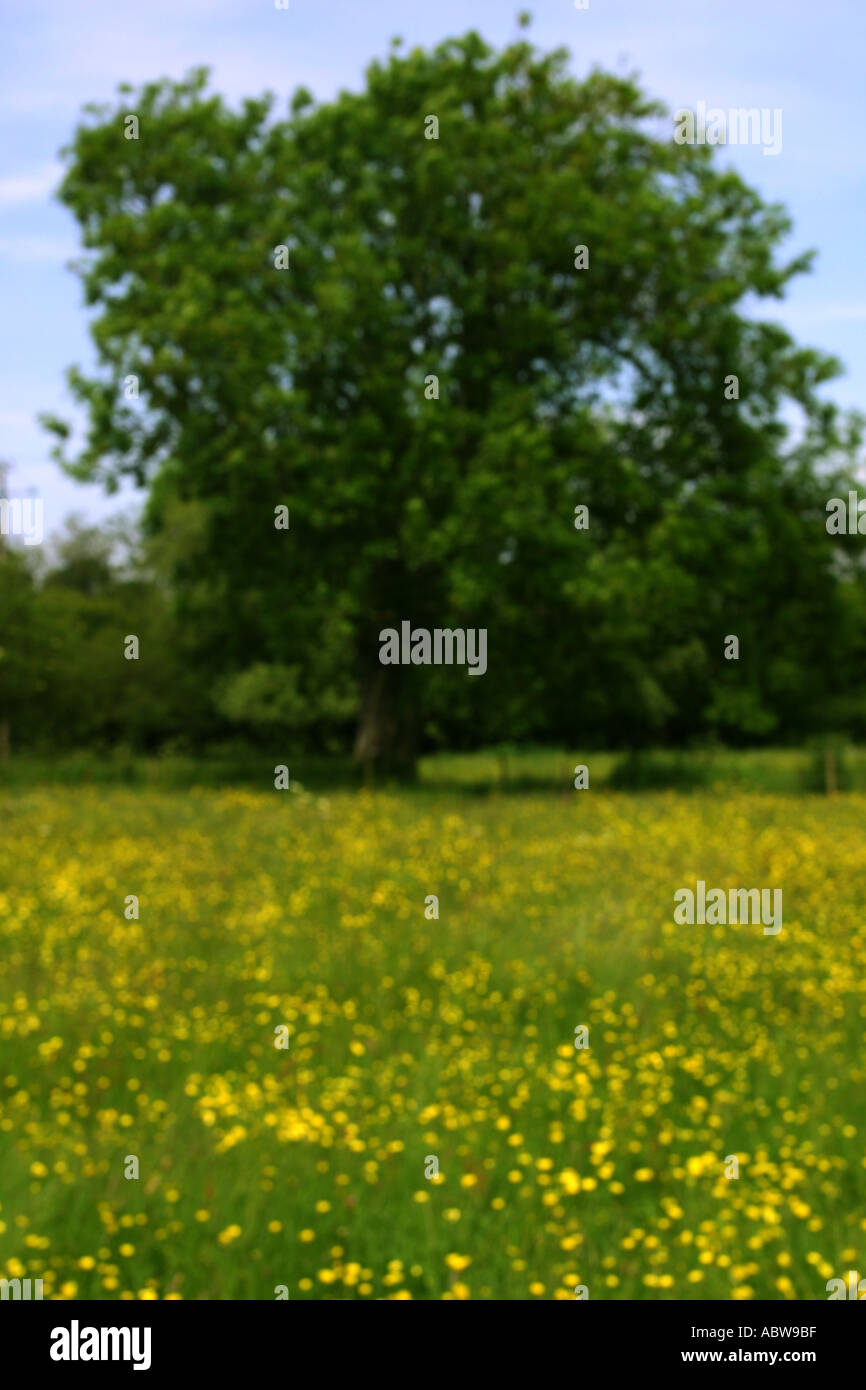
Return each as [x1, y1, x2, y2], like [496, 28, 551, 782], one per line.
[1, 739, 863, 793]
[1, 776, 865, 1300]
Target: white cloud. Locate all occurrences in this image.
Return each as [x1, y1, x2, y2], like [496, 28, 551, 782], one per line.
[0, 163, 62, 204]
[780, 303, 866, 326]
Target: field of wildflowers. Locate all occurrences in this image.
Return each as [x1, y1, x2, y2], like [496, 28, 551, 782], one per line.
[1, 783, 864, 1300]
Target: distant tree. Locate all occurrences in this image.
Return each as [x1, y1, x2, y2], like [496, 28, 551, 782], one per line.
[42, 514, 120, 596]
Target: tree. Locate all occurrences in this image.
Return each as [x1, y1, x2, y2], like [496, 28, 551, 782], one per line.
[42, 30, 861, 770]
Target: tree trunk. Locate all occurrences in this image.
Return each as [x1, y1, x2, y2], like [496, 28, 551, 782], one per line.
[353, 659, 418, 782]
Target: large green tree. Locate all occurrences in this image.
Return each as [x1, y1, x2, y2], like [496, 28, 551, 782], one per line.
[43, 26, 861, 768]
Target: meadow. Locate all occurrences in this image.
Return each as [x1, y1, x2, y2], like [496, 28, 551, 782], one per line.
[1, 764, 865, 1300]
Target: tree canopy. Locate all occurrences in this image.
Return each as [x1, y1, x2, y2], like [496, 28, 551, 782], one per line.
[40, 29, 865, 767]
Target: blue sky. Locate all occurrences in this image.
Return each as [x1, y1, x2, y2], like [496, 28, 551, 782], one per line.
[1, 0, 863, 537]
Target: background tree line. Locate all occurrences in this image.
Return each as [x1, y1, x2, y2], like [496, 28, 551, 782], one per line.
[3, 492, 866, 764]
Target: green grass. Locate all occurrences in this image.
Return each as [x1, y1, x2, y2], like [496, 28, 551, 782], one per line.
[2, 741, 865, 793]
